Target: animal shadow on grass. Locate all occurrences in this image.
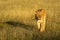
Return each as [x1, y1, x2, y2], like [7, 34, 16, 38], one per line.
[5, 21, 34, 30]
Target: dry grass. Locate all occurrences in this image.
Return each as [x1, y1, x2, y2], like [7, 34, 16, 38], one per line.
[0, 0, 60, 40]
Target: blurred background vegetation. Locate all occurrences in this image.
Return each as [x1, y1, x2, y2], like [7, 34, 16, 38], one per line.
[0, 0, 60, 40]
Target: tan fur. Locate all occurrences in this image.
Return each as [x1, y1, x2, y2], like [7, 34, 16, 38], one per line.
[35, 10, 46, 32]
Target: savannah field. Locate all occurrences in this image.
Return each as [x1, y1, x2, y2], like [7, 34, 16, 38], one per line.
[0, 0, 60, 40]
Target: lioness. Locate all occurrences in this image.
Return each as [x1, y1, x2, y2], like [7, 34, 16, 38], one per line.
[35, 9, 46, 32]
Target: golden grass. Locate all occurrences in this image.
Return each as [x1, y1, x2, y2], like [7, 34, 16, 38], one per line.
[0, 0, 60, 40]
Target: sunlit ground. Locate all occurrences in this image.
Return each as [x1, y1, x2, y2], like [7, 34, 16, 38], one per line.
[0, 0, 60, 40]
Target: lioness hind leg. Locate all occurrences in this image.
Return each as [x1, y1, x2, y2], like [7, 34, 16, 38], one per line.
[40, 16, 46, 32]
